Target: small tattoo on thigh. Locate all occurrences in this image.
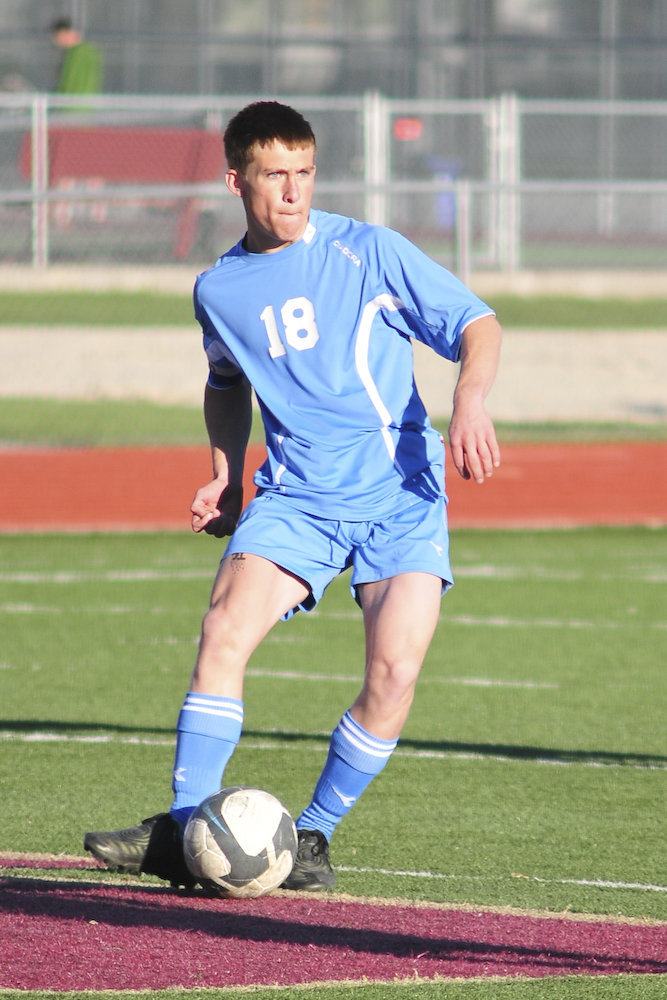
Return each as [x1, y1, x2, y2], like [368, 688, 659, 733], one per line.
[230, 552, 246, 572]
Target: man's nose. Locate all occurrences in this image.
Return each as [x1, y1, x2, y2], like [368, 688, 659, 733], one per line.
[283, 174, 300, 201]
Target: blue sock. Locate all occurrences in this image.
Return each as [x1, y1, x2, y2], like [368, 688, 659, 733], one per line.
[296, 711, 397, 843]
[170, 692, 243, 832]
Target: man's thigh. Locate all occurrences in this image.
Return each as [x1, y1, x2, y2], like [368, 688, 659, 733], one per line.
[224, 493, 353, 615]
[210, 551, 310, 629]
[359, 571, 443, 668]
[351, 572, 443, 738]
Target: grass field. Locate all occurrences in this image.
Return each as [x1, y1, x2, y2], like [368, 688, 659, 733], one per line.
[1, 527, 664, 918]
[1, 524, 665, 998]
[1, 290, 666, 328]
[1, 978, 666, 1000]
[0, 977, 665, 1000]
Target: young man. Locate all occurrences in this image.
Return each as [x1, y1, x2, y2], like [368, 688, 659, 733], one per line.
[84, 101, 502, 892]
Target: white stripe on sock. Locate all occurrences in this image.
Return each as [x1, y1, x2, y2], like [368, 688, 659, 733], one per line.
[338, 714, 396, 759]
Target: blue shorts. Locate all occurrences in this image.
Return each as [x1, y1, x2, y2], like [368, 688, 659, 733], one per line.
[223, 491, 453, 618]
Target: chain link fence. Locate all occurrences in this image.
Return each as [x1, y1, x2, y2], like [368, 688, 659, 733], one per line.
[3, 1, 666, 101]
[1, 92, 666, 277]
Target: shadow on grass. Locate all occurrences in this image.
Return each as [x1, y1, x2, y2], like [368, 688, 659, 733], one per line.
[2, 719, 665, 769]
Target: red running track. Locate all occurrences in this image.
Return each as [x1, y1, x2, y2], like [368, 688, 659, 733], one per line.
[1, 441, 665, 531]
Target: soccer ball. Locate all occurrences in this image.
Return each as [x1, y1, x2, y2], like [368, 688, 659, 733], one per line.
[183, 786, 298, 898]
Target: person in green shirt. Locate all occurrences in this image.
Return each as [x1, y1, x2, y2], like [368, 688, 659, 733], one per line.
[50, 17, 103, 95]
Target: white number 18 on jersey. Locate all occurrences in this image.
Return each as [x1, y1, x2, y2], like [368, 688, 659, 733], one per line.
[260, 297, 320, 358]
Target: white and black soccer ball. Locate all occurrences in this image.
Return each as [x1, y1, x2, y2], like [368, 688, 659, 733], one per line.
[183, 786, 298, 898]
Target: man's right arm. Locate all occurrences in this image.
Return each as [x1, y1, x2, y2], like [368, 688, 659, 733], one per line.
[191, 378, 252, 535]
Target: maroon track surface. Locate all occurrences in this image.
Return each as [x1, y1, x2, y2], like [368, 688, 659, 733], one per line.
[1, 869, 665, 990]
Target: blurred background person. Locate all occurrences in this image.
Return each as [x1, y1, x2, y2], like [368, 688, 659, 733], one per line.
[50, 16, 103, 95]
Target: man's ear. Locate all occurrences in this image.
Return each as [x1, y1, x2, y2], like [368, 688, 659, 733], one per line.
[225, 169, 244, 198]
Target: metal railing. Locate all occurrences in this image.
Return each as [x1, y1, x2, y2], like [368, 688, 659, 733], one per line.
[1, 92, 666, 275]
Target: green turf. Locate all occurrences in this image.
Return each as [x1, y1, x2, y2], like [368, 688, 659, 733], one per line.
[1, 527, 665, 926]
[489, 295, 667, 329]
[1, 397, 665, 448]
[0, 291, 195, 326]
[0, 396, 210, 448]
[1, 290, 665, 327]
[1, 527, 664, 999]
[0, 978, 665, 1000]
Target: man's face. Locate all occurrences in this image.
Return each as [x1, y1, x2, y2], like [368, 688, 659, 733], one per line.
[225, 139, 316, 253]
[51, 28, 76, 49]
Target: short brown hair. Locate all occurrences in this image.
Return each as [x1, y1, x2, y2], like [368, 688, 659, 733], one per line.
[50, 17, 73, 33]
[224, 101, 316, 173]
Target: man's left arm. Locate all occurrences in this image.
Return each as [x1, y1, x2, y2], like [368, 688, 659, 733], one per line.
[448, 314, 502, 484]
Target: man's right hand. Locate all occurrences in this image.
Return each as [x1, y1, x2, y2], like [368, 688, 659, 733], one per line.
[191, 482, 243, 536]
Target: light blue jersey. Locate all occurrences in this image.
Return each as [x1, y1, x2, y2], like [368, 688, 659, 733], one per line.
[195, 208, 493, 520]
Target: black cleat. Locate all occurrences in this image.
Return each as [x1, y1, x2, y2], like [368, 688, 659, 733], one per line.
[84, 812, 196, 889]
[281, 828, 336, 891]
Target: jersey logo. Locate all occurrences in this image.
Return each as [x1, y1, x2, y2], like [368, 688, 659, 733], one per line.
[430, 541, 444, 557]
[332, 239, 362, 267]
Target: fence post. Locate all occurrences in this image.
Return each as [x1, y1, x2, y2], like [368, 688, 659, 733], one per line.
[498, 92, 520, 271]
[30, 95, 49, 267]
[363, 90, 389, 226]
[454, 179, 471, 285]
[485, 96, 501, 268]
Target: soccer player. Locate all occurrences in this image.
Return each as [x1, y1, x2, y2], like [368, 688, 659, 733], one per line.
[84, 101, 502, 892]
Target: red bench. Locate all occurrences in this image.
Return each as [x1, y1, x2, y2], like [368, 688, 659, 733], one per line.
[19, 126, 224, 258]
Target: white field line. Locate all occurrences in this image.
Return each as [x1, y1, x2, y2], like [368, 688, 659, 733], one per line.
[1, 602, 665, 631]
[0, 568, 213, 584]
[336, 865, 667, 894]
[2, 564, 664, 631]
[245, 668, 558, 689]
[1, 730, 664, 772]
[0, 649, 558, 687]
[0, 564, 665, 585]
[0, 848, 661, 898]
